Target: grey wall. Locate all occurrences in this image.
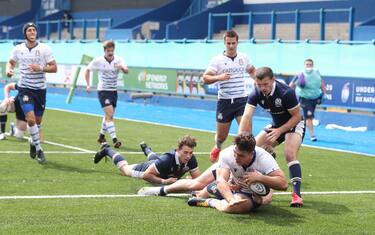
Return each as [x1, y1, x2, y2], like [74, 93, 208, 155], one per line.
[0, 0, 31, 16]
[71, 0, 172, 12]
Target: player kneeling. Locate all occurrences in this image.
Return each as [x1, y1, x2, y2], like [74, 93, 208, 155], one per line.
[187, 134, 288, 214]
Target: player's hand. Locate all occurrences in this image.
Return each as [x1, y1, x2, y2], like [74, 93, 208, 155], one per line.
[6, 69, 14, 78]
[164, 177, 178, 184]
[265, 128, 281, 143]
[218, 73, 230, 81]
[29, 64, 42, 72]
[4, 97, 15, 105]
[243, 170, 263, 185]
[86, 86, 91, 93]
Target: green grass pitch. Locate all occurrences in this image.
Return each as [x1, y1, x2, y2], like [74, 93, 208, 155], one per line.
[0, 109, 374, 234]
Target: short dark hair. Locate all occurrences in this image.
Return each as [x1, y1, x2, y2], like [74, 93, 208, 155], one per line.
[304, 58, 314, 64]
[234, 134, 256, 153]
[255, 67, 274, 80]
[223, 30, 239, 42]
[103, 40, 115, 50]
[178, 135, 197, 149]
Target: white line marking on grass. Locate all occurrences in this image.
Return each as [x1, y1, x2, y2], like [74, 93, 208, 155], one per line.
[1, 191, 375, 200]
[42, 140, 95, 153]
[0, 151, 210, 155]
[3, 133, 95, 154]
[47, 107, 375, 158]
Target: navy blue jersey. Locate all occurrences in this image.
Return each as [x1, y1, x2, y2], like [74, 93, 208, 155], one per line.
[247, 80, 299, 127]
[154, 150, 198, 179]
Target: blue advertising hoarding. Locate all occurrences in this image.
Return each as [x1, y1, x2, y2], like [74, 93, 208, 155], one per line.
[323, 76, 375, 111]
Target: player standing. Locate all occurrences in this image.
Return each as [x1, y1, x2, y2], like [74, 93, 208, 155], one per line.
[6, 22, 57, 163]
[85, 41, 128, 148]
[203, 30, 255, 162]
[239, 67, 305, 207]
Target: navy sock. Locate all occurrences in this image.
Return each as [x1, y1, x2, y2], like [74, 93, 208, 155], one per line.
[147, 152, 159, 161]
[159, 186, 167, 196]
[106, 148, 117, 159]
[0, 114, 7, 133]
[113, 154, 125, 166]
[289, 161, 302, 197]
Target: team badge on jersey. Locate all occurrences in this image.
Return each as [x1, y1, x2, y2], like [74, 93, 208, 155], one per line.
[239, 59, 244, 65]
[36, 50, 40, 56]
[22, 95, 29, 102]
[217, 112, 223, 120]
[275, 98, 282, 107]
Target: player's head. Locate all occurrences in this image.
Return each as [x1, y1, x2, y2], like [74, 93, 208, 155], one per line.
[23, 22, 38, 42]
[103, 40, 115, 58]
[233, 133, 256, 166]
[254, 67, 275, 96]
[223, 30, 238, 55]
[304, 58, 314, 73]
[176, 135, 197, 164]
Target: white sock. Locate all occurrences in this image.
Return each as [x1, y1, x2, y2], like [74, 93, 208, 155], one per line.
[106, 121, 117, 139]
[100, 117, 107, 135]
[28, 124, 42, 151]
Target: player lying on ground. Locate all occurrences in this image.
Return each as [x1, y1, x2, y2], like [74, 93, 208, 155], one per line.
[1, 82, 28, 140]
[187, 134, 288, 214]
[137, 135, 279, 199]
[93, 135, 201, 184]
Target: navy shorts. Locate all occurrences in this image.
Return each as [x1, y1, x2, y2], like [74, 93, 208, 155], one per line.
[265, 119, 306, 144]
[98, 90, 118, 108]
[216, 97, 247, 123]
[299, 97, 318, 119]
[14, 96, 26, 122]
[133, 161, 154, 173]
[17, 88, 46, 117]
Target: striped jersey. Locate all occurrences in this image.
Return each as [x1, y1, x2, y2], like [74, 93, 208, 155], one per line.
[87, 56, 126, 91]
[10, 42, 55, 90]
[206, 52, 253, 99]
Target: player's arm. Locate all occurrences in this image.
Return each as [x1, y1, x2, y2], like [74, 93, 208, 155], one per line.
[84, 68, 91, 92]
[3, 83, 16, 99]
[29, 60, 57, 73]
[117, 64, 128, 74]
[238, 104, 256, 135]
[246, 65, 256, 78]
[189, 168, 200, 179]
[43, 60, 57, 73]
[142, 164, 177, 185]
[243, 169, 288, 191]
[216, 167, 235, 202]
[6, 59, 16, 78]
[202, 70, 230, 84]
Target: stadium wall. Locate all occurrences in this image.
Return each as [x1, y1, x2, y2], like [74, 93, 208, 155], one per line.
[70, 0, 171, 12]
[70, 9, 152, 27]
[243, 0, 375, 23]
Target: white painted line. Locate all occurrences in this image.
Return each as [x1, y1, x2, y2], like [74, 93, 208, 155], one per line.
[47, 107, 375, 158]
[0, 151, 210, 155]
[1, 191, 374, 200]
[42, 140, 95, 153]
[3, 133, 95, 153]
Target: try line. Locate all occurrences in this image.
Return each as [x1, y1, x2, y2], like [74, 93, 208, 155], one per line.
[1, 191, 375, 200]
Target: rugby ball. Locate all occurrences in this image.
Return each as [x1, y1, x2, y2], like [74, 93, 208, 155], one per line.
[0, 99, 15, 113]
[249, 182, 270, 196]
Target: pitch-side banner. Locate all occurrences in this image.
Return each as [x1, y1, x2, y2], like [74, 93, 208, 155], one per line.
[322, 76, 375, 111]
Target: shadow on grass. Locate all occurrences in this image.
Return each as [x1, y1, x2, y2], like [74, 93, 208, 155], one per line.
[42, 160, 113, 175]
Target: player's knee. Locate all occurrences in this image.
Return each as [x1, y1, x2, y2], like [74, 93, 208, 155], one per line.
[284, 149, 297, 162]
